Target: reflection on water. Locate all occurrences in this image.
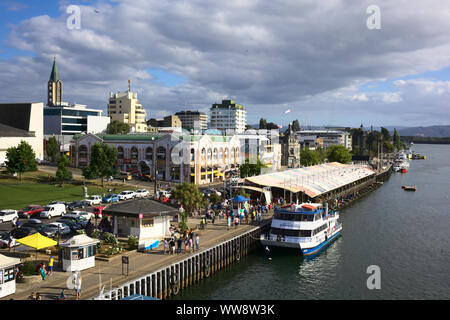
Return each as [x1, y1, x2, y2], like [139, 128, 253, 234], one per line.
[174, 145, 450, 300]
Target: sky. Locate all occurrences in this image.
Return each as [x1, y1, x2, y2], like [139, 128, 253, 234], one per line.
[1, 0, 450, 128]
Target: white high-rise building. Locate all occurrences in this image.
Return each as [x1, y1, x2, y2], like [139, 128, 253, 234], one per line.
[210, 100, 246, 133]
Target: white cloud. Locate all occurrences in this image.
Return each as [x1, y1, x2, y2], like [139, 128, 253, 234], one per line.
[1, 0, 450, 127]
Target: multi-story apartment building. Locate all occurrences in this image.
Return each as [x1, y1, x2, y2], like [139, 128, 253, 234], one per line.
[298, 130, 352, 151]
[210, 100, 246, 133]
[175, 110, 208, 131]
[107, 88, 147, 133]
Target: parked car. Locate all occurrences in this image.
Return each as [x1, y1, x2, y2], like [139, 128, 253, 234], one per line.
[38, 222, 71, 238]
[68, 200, 85, 211]
[93, 206, 105, 219]
[56, 218, 85, 232]
[118, 190, 135, 200]
[11, 227, 38, 239]
[0, 209, 18, 223]
[18, 205, 44, 219]
[0, 232, 19, 248]
[102, 194, 119, 203]
[154, 190, 171, 200]
[49, 201, 68, 208]
[84, 195, 102, 206]
[66, 211, 93, 220]
[135, 189, 150, 198]
[114, 171, 132, 181]
[40, 203, 66, 219]
[20, 219, 43, 229]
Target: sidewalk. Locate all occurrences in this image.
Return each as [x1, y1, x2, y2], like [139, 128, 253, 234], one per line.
[4, 213, 272, 300]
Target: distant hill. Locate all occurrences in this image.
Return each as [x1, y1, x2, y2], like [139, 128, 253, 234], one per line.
[398, 125, 450, 138]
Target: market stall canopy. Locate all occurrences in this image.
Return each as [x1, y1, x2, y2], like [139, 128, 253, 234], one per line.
[16, 233, 57, 250]
[245, 162, 376, 198]
[0, 254, 21, 269]
[232, 195, 250, 202]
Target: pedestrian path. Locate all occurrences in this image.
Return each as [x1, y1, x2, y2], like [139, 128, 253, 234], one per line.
[5, 213, 272, 300]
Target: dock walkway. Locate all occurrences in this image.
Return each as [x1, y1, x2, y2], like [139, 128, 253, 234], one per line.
[3, 213, 272, 300]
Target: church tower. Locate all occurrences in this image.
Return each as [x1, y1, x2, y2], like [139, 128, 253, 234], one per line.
[47, 57, 63, 106]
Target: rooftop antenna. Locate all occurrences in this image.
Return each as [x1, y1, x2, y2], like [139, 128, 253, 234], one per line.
[128, 79, 131, 92]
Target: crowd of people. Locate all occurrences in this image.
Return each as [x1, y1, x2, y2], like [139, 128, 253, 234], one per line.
[163, 228, 200, 255]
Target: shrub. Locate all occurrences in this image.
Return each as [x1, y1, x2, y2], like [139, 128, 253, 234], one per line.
[90, 229, 101, 239]
[20, 260, 38, 276]
[127, 235, 138, 250]
[101, 232, 118, 245]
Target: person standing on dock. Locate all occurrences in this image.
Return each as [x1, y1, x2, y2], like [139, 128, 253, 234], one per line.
[195, 234, 199, 251]
[227, 215, 231, 230]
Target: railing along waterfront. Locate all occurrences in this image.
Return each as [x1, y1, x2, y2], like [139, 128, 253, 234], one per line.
[92, 226, 265, 300]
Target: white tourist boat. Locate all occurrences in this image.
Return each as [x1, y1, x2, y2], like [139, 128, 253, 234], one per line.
[260, 203, 341, 256]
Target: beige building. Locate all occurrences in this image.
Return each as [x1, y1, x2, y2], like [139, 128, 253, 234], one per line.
[70, 131, 241, 185]
[107, 89, 147, 132]
[0, 102, 44, 164]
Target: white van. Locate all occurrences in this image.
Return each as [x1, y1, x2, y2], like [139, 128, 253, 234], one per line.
[0, 210, 18, 223]
[40, 203, 66, 219]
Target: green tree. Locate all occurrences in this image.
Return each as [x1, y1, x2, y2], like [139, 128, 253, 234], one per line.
[326, 145, 352, 164]
[380, 127, 391, 142]
[315, 147, 326, 163]
[300, 147, 319, 166]
[171, 183, 204, 232]
[46, 136, 60, 163]
[393, 128, 401, 151]
[292, 119, 300, 132]
[239, 157, 264, 178]
[107, 120, 131, 134]
[5, 140, 37, 181]
[259, 118, 267, 129]
[82, 143, 118, 187]
[56, 155, 72, 185]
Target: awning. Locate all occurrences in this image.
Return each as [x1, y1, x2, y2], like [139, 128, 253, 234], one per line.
[16, 233, 57, 250]
[0, 254, 21, 269]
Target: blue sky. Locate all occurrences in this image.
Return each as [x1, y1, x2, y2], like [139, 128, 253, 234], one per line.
[0, 0, 449, 127]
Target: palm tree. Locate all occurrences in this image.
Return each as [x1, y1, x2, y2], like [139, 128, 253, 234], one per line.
[171, 183, 204, 232]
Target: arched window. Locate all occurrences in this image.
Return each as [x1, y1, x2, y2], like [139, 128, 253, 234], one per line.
[131, 147, 139, 160]
[117, 147, 124, 159]
[224, 148, 229, 163]
[219, 148, 223, 161]
[213, 148, 218, 161]
[145, 147, 153, 160]
[207, 148, 212, 161]
[230, 148, 235, 162]
[157, 146, 166, 160]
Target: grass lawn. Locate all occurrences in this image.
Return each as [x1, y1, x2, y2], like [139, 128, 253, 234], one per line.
[0, 170, 132, 210]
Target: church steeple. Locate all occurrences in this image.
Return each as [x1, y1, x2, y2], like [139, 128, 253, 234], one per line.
[47, 56, 63, 106]
[49, 56, 60, 82]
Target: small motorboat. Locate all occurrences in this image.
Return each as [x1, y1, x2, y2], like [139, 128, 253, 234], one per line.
[402, 186, 417, 191]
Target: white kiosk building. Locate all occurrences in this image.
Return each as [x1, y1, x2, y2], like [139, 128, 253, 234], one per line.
[60, 235, 99, 272]
[103, 199, 178, 251]
[0, 254, 21, 298]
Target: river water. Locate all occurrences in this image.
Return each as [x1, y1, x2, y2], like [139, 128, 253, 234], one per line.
[174, 144, 450, 300]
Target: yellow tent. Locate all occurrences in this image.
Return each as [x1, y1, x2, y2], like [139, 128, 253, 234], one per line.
[16, 232, 57, 250]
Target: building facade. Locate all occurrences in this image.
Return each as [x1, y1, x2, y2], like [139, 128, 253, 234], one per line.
[298, 130, 352, 151]
[44, 58, 110, 136]
[0, 102, 44, 163]
[210, 100, 246, 133]
[175, 110, 208, 131]
[107, 90, 147, 132]
[70, 132, 241, 185]
[280, 124, 301, 168]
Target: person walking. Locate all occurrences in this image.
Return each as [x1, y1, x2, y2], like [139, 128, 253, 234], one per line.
[189, 236, 193, 253]
[227, 215, 231, 230]
[75, 272, 82, 300]
[163, 239, 168, 255]
[195, 235, 200, 251]
[234, 216, 239, 228]
[47, 256, 54, 276]
[39, 263, 46, 281]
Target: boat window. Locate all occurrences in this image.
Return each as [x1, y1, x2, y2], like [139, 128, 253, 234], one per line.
[270, 227, 311, 237]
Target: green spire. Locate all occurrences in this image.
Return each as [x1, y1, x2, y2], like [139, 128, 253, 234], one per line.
[49, 56, 60, 82]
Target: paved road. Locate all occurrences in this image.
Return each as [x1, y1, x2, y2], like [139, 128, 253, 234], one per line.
[1, 212, 273, 300]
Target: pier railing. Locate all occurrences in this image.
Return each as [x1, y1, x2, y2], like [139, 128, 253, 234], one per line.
[92, 225, 266, 300]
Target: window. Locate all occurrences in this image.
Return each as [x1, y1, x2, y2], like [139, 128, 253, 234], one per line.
[145, 147, 153, 160]
[142, 218, 154, 227]
[270, 227, 311, 238]
[71, 249, 79, 260]
[117, 147, 124, 159]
